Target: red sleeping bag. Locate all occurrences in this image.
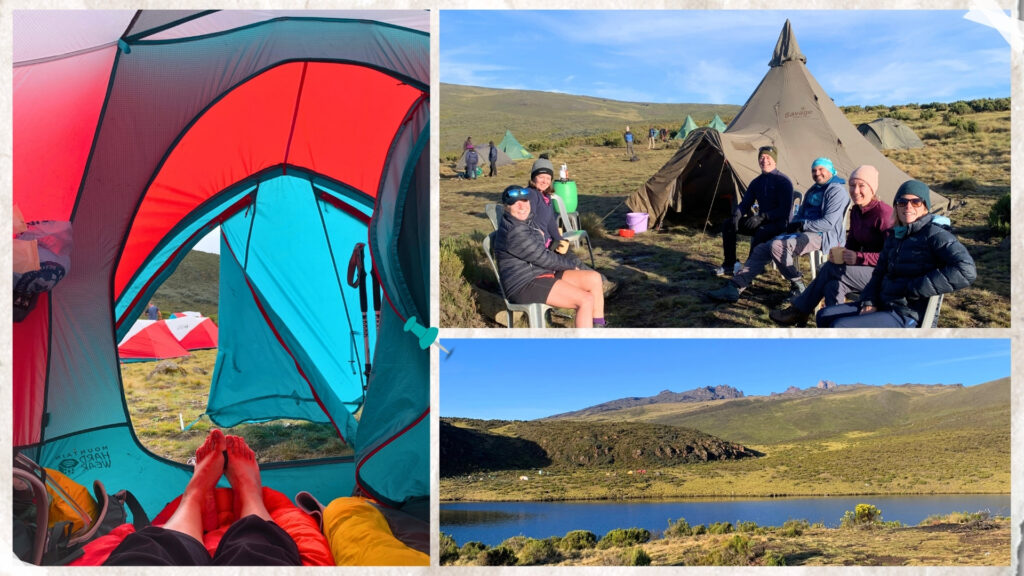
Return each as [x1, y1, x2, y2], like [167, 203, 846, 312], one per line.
[70, 487, 333, 566]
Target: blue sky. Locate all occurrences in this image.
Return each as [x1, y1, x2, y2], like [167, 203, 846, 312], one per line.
[440, 10, 1009, 106]
[439, 338, 1010, 420]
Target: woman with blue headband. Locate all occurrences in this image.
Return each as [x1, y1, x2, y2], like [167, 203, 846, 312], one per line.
[493, 185, 606, 328]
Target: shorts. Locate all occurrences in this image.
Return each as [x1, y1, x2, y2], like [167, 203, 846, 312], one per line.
[508, 271, 565, 304]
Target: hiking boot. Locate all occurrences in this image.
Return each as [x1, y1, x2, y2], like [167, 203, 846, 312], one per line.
[788, 279, 806, 299]
[708, 283, 743, 303]
[770, 305, 809, 327]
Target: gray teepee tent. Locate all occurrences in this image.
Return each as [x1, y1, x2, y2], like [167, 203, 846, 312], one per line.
[858, 118, 925, 150]
[456, 144, 514, 171]
[627, 19, 947, 230]
[498, 129, 533, 160]
[673, 115, 699, 140]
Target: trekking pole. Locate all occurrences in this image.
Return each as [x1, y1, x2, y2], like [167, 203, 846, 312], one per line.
[696, 159, 728, 259]
[371, 266, 382, 333]
[346, 243, 372, 389]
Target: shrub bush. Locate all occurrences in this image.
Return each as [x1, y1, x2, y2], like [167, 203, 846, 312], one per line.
[762, 550, 787, 566]
[988, 193, 1010, 236]
[499, 535, 529, 553]
[480, 546, 518, 566]
[665, 517, 692, 538]
[439, 239, 483, 328]
[708, 521, 734, 534]
[692, 524, 707, 535]
[919, 109, 935, 121]
[516, 538, 562, 565]
[840, 503, 884, 529]
[726, 534, 750, 556]
[736, 520, 762, 534]
[622, 547, 652, 566]
[779, 519, 809, 537]
[597, 527, 651, 549]
[459, 541, 487, 561]
[439, 533, 459, 565]
[948, 175, 979, 191]
[949, 101, 971, 115]
[560, 530, 598, 551]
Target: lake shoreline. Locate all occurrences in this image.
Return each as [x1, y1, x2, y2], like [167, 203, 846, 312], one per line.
[440, 490, 1011, 504]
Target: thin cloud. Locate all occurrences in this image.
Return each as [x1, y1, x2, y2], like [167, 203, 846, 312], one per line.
[917, 350, 1010, 368]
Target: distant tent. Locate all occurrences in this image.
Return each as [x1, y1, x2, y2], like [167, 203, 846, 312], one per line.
[164, 315, 219, 350]
[118, 320, 191, 363]
[498, 129, 533, 159]
[707, 114, 728, 132]
[168, 311, 202, 319]
[627, 20, 948, 230]
[858, 118, 925, 150]
[673, 115, 699, 140]
[456, 144, 513, 171]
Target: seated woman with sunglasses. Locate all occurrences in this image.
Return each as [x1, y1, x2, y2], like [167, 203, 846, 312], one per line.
[815, 180, 976, 328]
[493, 185, 606, 328]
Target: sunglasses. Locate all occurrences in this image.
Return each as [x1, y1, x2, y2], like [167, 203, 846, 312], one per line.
[503, 188, 530, 204]
[895, 198, 925, 208]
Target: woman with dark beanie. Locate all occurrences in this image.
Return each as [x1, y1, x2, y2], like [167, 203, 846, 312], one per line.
[525, 156, 564, 250]
[770, 165, 891, 326]
[815, 180, 976, 328]
[494, 185, 606, 328]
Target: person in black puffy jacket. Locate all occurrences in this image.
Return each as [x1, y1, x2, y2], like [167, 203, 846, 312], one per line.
[493, 185, 606, 328]
[816, 180, 976, 328]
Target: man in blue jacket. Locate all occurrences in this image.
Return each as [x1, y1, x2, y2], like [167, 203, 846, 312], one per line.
[715, 145, 793, 277]
[709, 157, 850, 303]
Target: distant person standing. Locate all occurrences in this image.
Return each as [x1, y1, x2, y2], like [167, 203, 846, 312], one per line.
[146, 302, 160, 320]
[648, 127, 657, 149]
[624, 126, 635, 157]
[463, 136, 473, 150]
[464, 146, 479, 180]
[488, 141, 498, 177]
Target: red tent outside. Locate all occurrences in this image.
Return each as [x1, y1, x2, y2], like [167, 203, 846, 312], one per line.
[117, 320, 191, 362]
[164, 316, 219, 350]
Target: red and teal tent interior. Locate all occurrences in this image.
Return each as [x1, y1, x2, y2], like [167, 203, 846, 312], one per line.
[13, 9, 429, 523]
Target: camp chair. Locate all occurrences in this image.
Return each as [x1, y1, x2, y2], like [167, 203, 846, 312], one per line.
[919, 293, 943, 328]
[482, 232, 552, 328]
[484, 202, 502, 231]
[550, 194, 595, 268]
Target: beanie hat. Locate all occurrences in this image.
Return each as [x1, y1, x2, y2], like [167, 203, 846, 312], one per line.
[849, 165, 879, 195]
[894, 179, 931, 212]
[757, 145, 778, 162]
[811, 157, 835, 176]
[531, 157, 554, 179]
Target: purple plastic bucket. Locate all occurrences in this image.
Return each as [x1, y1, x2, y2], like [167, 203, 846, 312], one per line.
[626, 212, 649, 234]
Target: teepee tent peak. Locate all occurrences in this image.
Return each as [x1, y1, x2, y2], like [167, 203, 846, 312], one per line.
[707, 114, 728, 132]
[498, 129, 533, 160]
[770, 19, 806, 67]
[674, 115, 699, 140]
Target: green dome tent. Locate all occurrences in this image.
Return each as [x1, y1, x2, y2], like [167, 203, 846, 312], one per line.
[498, 129, 533, 160]
[13, 10, 430, 547]
[673, 115, 699, 140]
[858, 117, 925, 150]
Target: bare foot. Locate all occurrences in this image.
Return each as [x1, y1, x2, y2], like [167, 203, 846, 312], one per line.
[163, 429, 225, 543]
[225, 435, 271, 521]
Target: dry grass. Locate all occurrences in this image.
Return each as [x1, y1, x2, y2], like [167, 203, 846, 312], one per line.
[121, 349, 352, 463]
[440, 106, 1010, 328]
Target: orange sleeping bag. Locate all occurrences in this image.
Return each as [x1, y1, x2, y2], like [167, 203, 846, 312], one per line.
[69, 486, 333, 566]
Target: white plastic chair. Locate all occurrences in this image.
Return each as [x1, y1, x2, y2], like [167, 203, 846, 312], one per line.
[482, 232, 552, 328]
[484, 203, 502, 231]
[550, 194, 595, 268]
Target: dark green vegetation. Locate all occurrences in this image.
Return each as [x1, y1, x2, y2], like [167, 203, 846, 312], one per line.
[441, 378, 1009, 500]
[440, 506, 1011, 566]
[441, 419, 753, 477]
[150, 249, 219, 320]
[440, 83, 738, 156]
[440, 92, 1011, 328]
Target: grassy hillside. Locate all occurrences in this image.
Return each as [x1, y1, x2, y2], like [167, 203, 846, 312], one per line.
[439, 94, 1010, 328]
[441, 380, 1010, 500]
[150, 250, 220, 319]
[441, 418, 754, 477]
[440, 83, 739, 156]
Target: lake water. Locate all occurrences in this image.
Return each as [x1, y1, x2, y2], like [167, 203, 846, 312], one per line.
[440, 495, 1011, 546]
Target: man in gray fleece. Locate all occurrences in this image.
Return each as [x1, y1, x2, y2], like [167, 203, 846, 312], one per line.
[709, 157, 850, 303]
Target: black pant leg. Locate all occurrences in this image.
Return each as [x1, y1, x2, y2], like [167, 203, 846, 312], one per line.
[104, 526, 212, 566]
[748, 220, 786, 252]
[720, 215, 741, 266]
[210, 515, 302, 566]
